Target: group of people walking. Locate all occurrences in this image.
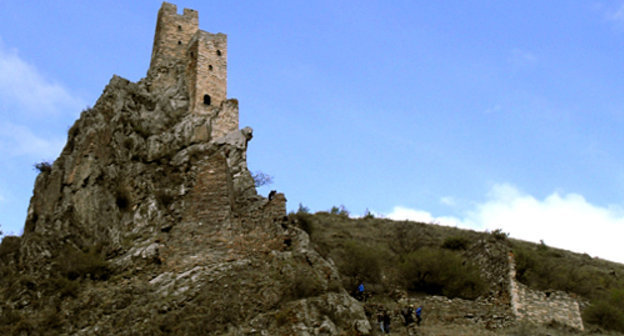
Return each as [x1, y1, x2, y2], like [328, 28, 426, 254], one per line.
[376, 305, 422, 334]
[355, 282, 423, 334]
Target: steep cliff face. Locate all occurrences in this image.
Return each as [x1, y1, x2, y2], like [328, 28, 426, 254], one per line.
[0, 61, 370, 335]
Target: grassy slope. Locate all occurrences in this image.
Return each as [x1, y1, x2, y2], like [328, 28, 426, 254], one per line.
[295, 211, 624, 335]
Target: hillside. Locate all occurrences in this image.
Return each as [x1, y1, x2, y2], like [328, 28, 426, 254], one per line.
[293, 210, 624, 334]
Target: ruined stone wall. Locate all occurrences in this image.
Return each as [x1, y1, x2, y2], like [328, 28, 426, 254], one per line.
[508, 253, 584, 330]
[185, 153, 234, 226]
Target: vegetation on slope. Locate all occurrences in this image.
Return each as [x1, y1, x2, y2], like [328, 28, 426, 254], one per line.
[513, 241, 624, 332]
[292, 210, 488, 300]
[293, 207, 624, 333]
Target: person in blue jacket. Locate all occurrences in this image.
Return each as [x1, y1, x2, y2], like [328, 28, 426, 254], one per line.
[415, 306, 422, 326]
[355, 281, 365, 301]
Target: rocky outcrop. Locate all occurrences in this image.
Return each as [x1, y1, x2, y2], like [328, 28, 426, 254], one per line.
[0, 60, 370, 335]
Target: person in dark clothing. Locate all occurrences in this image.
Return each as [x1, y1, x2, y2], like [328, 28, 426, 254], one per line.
[401, 306, 414, 326]
[415, 306, 422, 326]
[382, 310, 391, 334]
[376, 311, 385, 333]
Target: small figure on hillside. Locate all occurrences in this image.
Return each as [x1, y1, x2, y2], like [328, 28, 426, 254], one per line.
[355, 281, 365, 301]
[401, 305, 414, 326]
[376, 311, 385, 333]
[415, 305, 422, 326]
[382, 310, 391, 334]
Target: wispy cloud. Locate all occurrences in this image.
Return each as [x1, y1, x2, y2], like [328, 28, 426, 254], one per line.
[509, 48, 537, 67]
[384, 183, 624, 264]
[594, 2, 624, 29]
[0, 121, 65, 159]
[607, 3, 624, 22]
[0, 38, 84, 116]
[439, 196, 456, 206]
[0, 39, 81, 160]
[484, 104, 502, 115]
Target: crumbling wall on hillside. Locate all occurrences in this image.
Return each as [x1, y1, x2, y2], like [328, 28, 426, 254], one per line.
[508, 253, 584, 331]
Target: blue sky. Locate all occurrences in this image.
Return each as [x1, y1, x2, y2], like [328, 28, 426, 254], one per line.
[1, 1, 624, 263]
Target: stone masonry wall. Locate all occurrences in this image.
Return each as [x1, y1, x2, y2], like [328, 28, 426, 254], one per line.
[185, 152, 234, 226]
[149, 2, 234, 136]
[211, 99, 239, 139]
[150, 2, 198, 70]
[508, 253, 584, 330]
[186, 31, 227, 112]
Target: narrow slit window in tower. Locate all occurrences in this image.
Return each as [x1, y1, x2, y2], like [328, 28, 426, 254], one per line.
[178, 41, 182, 45]
[209, 65, 213, 71]
[216, 50, 222, 56]
[203, 94, 211, 105]
[178, 25, 182, 31]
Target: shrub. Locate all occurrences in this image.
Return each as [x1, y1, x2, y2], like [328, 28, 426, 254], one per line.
[363, 209, 375, 219]
[583, 299, 624, 332]
[489, 229, 508, 241]
[57, 246, 111, 281]
[0, 236, 21, 263]
[399, 248, 486, 299]
[339, 240, 383, 284]
[52, 277, 80, 298]
[441, 236, 471, 251]
[513, 245, 596, 298]
[34, 161, 52, 173]
[296, 203, 310, 214]
[330, 205, 349, 217]
[291, 268, 323, 299]
[293, 212, 314, 236]
[388, 222, 424, 255]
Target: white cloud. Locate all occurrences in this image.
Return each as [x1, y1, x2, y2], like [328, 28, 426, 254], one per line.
[0, 121, 65, 159]
[607, 3, 624, 22]
[0, 39, 82, 160]
[384, 183, 624, 264]
[509, 49, 537, 66]
[386, 206, 466, 227]
[0, 38, 84, 116]
[440, 196, 456, 206]
[484, 104, 502, 115]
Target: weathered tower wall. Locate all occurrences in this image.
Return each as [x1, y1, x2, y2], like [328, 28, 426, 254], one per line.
[150, 3, 198, 69]
[186, 31, 227, 112]
[148, 2, 236, 137]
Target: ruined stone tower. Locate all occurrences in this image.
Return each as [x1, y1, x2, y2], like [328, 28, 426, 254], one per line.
[149, 2, 236, 138]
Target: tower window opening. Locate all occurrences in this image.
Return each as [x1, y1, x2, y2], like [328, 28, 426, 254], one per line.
[216, 50, 222, 56]
[203, 94, 211, 105]
[178, 25, 182, 31]
[190, 52, 194, 57]
[209, 65, 213, 71]
[178, 41, 182, 45]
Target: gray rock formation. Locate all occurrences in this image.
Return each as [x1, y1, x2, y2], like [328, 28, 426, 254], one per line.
[0, 50, 369, 335]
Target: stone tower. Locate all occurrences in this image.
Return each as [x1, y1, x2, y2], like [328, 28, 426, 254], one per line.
[149, 2, 236, 137]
